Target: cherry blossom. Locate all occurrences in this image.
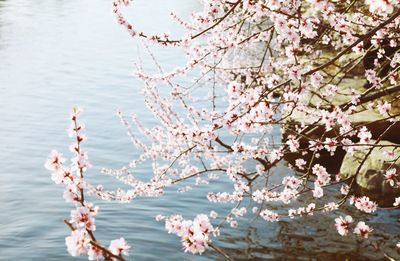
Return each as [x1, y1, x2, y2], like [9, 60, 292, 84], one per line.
[109, 238, 130, 256]
[47, 108, 131, 260]
[70, 206, 96, 231]
[357, 127, 372, 144]
[340, 184, 350, 195]
[230, 220, 238, 228]
[87, 244, 103, 261]
[295, 159, 306, 170]
[65, 230, 89, 257]
[45, 150, 66, 172]
[259, 209, 279, 222]
[334, 215, 353, 236]
[312, 164, 331, 186]
[165, 214, 214, 254]
[377, 101, 391, 116]
[366, 0, 395, 14]
[354, 221, 373, 238]
[209, 211, 218, 219]
[384, 168, 398, 186]
[354, 196, 378, 213]
[323, 202, 339, 212]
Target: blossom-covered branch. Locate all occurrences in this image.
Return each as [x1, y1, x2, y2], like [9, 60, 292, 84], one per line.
[48, 0, 400, 259]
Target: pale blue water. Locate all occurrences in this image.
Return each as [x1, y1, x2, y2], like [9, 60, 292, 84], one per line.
[0, 1, 399, 260]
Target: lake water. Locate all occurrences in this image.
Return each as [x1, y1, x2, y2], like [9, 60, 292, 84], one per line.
[0, 0, 399, 260]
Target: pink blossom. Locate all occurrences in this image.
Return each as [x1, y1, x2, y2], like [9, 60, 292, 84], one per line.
[312, 164, 331, 186]
[286, 135, 300, 152]
[341, 138, 355, 155]
[70, 207, 96, 231]
[310, 72, 323, 87]
[324, 138, 337, 154]
[193, 214, 213, 234]
[231, 207, 247, 217]
[51, 168, 73, 185]
[354, 221, 373, 238]
[365, 0, 394, 13]
[226, 81, 243, 98]
[340, 184, 350, 195]
[309, 140, 323, 151]
[313, 185, 323, 198]
[165, 214, 214, 254]
[377, 101, 391, 116]
[88, 244, 103, 260]
[251, 189, 277, 203]
[71, 152, 91, 171]
[334, 215, 353, 236]
[209, 211, 218, 219]
[306, 203, 316, 215]
[384, 168, 397, 186]
[65, 230, 89, 257]
[45, 150, 66, 172]
[288, 203, 316, 218]
[109, 238, 130, 256]
[323, 202, 339, 212]
[63, 184, 80, 203]
[354, 196, 377, 213]
[67, 122, 85, 138]
[165, 214, 184, 234]
[230, 220, 238, 228]
[383, 150, 396, 160]
[365, 69, 380, 87]
[295, 158, 307, 170]
[351, 93, 360, 105]
[279, 188, 298, 204]
[282, 176, 302, 190]
[259, 209, 279, 222]
[288, 209, 296, 218]
[357, 127, 372, 143]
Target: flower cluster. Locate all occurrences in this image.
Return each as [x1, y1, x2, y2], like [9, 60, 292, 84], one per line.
[165, 214, 215, 254]
[46, 108, 130, 260]
[352, 196, 378, 214]
[259, 209, 279, 222]
[288, 203, 316, 218]
[335, 216, 373, 238]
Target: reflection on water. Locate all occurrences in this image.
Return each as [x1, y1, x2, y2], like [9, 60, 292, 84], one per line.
[211, 191, 400, 261]
[0, 0, 399, 260]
